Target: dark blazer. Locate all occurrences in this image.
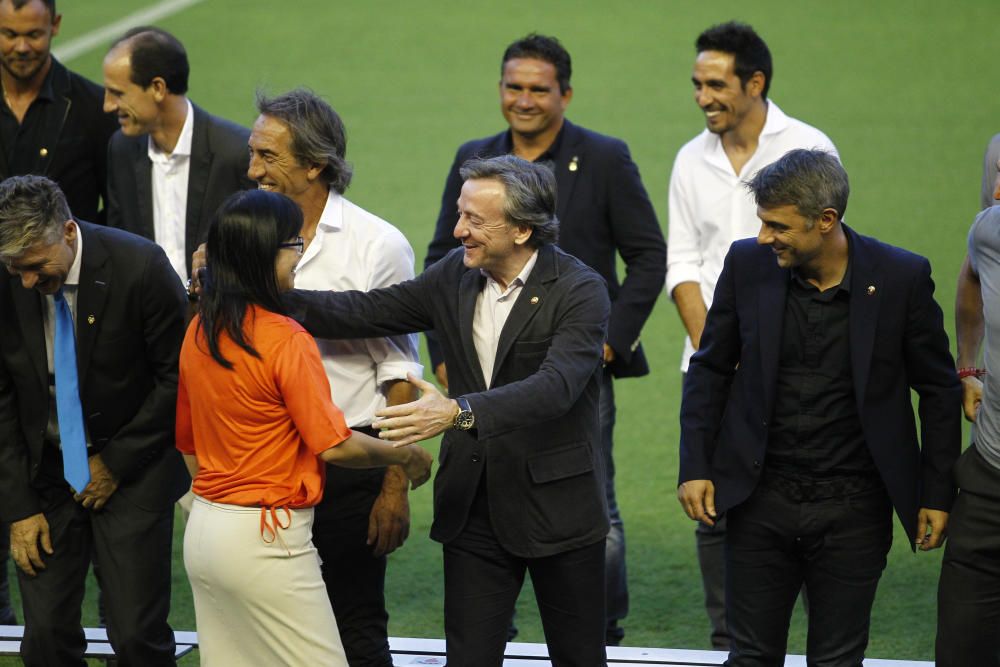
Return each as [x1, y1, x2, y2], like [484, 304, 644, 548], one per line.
[286, 244, 611, 558]
[106, 103, 253, 276]
[0, 221, 190, 524]
[0, 58, 117, 223]
[679, 226, 961, 544]
[425, 120, 665, 378]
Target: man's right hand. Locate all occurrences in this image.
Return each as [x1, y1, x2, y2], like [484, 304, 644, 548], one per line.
[399, 445, 433, 490]
[677, 479, 717, 527]
[190, 243, 208, 295]
[9, 513, 53, 577]
[962, 375, 983, 422]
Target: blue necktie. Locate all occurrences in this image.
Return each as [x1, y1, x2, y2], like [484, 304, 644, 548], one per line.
[54, 288, 90, 492]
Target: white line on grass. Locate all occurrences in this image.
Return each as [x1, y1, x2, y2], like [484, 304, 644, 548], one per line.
[53, 0, 208, 63]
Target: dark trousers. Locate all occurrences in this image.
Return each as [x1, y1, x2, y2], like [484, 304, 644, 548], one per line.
[313, 460, 392, 667]
[936, 445, 1000, 667]
[0, 525, 16, 625]
[443, 481, 607, 666]
[17, 479, 176, 667]
[599, 373, 628, 642]
[725, 484, 892, 667]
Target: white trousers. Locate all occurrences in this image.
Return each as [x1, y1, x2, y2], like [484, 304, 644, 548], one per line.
[184, 496, 347, 666]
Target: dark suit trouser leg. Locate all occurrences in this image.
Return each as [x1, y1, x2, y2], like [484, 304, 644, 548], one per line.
[17, 496, 89, 667]
[725, 486, 891, 667]
[936, 446, 1000, 667]
[0, 525, 16, 624]
[313, 464, 392, 667]
[90, 492, 176, 666]
[599, 374, 627, 644]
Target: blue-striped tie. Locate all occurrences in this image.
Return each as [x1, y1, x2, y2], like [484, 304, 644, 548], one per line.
[53, 288, 90, 492]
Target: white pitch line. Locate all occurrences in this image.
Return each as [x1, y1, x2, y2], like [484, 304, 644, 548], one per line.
[53, 0, 208, 63]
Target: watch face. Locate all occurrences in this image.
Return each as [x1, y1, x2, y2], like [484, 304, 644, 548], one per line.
[456, 411, 475, 430]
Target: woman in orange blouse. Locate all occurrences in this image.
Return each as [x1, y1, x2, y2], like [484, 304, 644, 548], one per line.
[176, 190, 430, 666]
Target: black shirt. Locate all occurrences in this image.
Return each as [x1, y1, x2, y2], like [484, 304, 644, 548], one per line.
[0, 65, 56, 179]
[499, 123, 564, 173]
[765, 261, 879, 494]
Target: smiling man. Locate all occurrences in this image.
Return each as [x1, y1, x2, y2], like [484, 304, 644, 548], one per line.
[423, 32, 664, 646]
[0, 0, 116, 223]
[0, 175, 188, 666]
[103, 26, 252, 284]
[678, 149, 960, 666]
[665, 21, 838, 649]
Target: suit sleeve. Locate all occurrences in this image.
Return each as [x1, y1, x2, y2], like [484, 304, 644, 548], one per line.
[903, 258, 962, 511]
[463, 272, 610, 439]
[0, 359, 42, 523]
[99, 245, 187, 482]
[678, 245, 742, 483]
[602, 140, 666, 365]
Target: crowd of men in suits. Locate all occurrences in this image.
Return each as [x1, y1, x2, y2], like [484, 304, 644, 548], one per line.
[0, 0, 997, 665]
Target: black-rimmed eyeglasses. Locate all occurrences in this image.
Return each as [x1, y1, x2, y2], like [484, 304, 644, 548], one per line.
[279, 237, 305, 256]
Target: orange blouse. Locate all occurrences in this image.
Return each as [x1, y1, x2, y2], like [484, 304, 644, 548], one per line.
[176, 305, 352, 508]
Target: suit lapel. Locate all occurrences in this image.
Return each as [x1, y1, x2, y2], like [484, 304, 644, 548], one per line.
[11, 285, 47, 391]
[133, 137, 154, 241]
[458, 269, 487, 390]
[757, 256, 788, 419]
[846, 227, 880, 413]
[553, 121, 582, 223]
[73, 223, 111, 384]
[185, 105, 212, 263]
[490, 247, 554, 387]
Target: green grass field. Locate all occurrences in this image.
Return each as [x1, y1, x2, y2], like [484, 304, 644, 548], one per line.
[5, 0, 996, 663]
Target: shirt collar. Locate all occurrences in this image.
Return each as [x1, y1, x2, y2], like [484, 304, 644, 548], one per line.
[758, 100, 791, 139]
[481, 248, 539, 292]
[65, 220, 83, 287]
[500, 123, 566, 162]
[316, 189, 344, 232]
[147, 98, 194, 159]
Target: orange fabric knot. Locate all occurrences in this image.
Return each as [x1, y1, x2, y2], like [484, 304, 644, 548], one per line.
[259, 506, 292, 554]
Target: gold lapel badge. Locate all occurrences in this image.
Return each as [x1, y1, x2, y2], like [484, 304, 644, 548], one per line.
[39, 147, 48, 157]
[568, 156, 579, 172]
[530, 296, 539, 305]
[87, 315, 95, 324]
[867, 285, 876, 296]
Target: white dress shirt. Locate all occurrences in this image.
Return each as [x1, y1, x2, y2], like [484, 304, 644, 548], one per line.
[148, 98, 194, 283]
[666, 101, 838, 370]
[292, 191, 422, 427]
[472, 250, 539, 388]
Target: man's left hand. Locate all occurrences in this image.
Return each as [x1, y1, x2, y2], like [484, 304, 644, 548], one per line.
[74, 455, 119, 511]
[367, 468, 411, 557]
[915, 507, 949, 551]
[373, 373, 457, 447]
[603, 343, 616, 365]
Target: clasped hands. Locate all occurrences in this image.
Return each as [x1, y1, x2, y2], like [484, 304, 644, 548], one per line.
[373, 373, 457, 448]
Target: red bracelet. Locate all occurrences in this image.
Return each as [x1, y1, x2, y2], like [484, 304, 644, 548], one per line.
[958, 367, 987, 379]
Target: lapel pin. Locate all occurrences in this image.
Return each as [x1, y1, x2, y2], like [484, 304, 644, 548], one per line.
[867, 285, 876, 296]
[530, 296, 540, 305]
[39, 147, 48, 157]
[87, 315, 95, 324]
[568, 156, 579, 172]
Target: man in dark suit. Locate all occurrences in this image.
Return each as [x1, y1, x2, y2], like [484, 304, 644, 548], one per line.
[285, 155, 611, 666]
[678, 149, 961, 666]
[0, 175, 189, 666]
[103, 26, 252, 283]
[423, 33, 664, 645]
[0, 0, 117, 224]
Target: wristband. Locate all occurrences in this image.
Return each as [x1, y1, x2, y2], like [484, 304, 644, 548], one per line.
[958, 367, 986, 379]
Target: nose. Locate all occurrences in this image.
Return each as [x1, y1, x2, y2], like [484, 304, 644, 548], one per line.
[515, 89, 534, 109]
[756, 224, 774, 246]
[19, 271, 38, 289]
[695, 87, 711, 108]
[247, 153, 264, 182]
[453, 213, 469, 240]
[13, 37, 30, 54]
[102, 91, 116, 114]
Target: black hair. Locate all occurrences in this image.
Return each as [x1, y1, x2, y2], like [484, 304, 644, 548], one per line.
[696, 21, 772, 100]
[502, 33, 572, 94]
[110, 26, 189, 94]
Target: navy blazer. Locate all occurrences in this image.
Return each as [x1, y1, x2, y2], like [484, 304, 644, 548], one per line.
[285, 244, 611, 558]
[425, 120, 665, 378]
[0, 222, 190, 523]
[679, 226, 961, 544]
[106, 103, 254, 276]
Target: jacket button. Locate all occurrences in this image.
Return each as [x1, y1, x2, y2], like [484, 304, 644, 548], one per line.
[471, 454, 481, 463]
[753, 460, 761, 468]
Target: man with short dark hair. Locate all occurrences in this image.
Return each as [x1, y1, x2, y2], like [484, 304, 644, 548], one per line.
[286, 154, 612, 665]
[424, 33, 665, 645]
[245, 88, 421, 667]
[0, 175, 188, 665]
[0, 0, 115, 222]
[666, 21, 838, 647]
[103, 26, 252, 284]
[678, 149, 960, 666]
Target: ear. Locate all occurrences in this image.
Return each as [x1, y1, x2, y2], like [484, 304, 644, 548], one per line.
[512, 224, 534, 246]
[816, 207, 839, 234]
[149, 76, 169, 102]
[50, 12, 62, 37]
[745, 71, 765, 98]
[306, 161, 327, 183]
[561, 86, 574, 109]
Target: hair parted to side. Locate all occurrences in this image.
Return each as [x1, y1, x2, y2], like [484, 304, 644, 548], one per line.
[745, 148, 849, 222]
[459, 155, 559, 248]
[110, 26, 189, 94]
[502, 33, 572, 94]
[197, 189, 303, 369]
[696, 21, 773, 100]
[0, 175, 70, 259]
[256, 88, 353, 194]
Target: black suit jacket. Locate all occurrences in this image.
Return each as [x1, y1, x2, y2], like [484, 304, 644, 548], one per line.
[425, 120, 665, 378]
[0, 58, 117, 223]
[679, 226, 961, 544]
[286, 244, 611, 558]
[106, 103, 253, 276]
[0, 222, 190, 523]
